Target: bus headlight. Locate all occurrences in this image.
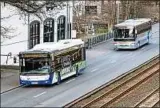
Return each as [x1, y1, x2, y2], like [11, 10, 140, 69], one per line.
[130, 43, 135, 46]
[113, 42, 118, 45]
[20, 75, 26, 80]
[43, 75, 50, 80]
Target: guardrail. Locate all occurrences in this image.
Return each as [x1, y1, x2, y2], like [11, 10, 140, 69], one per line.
[83, 32, 113, 49]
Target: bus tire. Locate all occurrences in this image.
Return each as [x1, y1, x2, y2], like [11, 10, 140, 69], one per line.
[76, 73, 79, 77]
[138, 41, 140, 48]
[57, 72, 61, 85]
[114, 47, 118, 51]
[147, 38, 149, 44]
[76, 65, 79, 77]
[114, 47, 119, 51]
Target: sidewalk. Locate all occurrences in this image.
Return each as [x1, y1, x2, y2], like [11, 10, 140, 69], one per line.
[1, 69, 20, 93]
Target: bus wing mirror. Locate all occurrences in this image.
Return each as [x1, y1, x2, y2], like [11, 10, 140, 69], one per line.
[135, 30, 137, 34]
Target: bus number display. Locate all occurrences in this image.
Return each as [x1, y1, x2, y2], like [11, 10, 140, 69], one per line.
[22, 54, 48, 58]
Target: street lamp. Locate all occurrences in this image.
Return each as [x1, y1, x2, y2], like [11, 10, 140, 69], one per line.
[116, 1, 120, 24]
[27, 0, 30, 49]
[0, 2, 1, 41]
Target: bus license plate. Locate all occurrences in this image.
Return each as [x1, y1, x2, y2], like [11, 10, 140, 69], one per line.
[32, 82, 38, 84]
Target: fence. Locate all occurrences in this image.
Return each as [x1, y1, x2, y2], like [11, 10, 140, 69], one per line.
[83, 32, 113, 49]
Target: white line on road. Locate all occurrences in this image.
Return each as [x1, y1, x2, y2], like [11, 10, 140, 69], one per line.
[141, 47, 146, 50]
[129, 52, 133, 55]
[33, 92, 46, 98]
[66, 78, 75, 84]
[90, 68, 98, 72]
[110, 60, 116, 63]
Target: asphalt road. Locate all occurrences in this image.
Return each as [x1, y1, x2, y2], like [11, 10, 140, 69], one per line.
[1, 23, 159, 107]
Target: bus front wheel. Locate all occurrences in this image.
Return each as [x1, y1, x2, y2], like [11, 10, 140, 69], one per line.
[138, 42, 140, 48]
[114, 47, 119, 51]
[57, 72, 61, 85]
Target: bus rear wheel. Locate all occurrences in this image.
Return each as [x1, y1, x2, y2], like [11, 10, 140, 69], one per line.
[76, 65, 79, 77]
[147, 38, 149, 44]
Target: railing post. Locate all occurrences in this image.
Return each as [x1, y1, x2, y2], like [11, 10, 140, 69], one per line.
[89, 38, 92, 49]
[85, 39, 88, 49]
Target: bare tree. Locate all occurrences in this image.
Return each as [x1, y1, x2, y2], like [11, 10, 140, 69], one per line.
[2, 0, 66, 18]
[120, 0, 159, 21]
[72, 1, 85, 35]
[1, 0, 66, 40]
[100, 1, 116, 30]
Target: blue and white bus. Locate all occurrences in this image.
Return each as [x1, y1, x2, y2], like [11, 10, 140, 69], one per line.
[19, 39, 86, 85]
[113, 18, 152, 49]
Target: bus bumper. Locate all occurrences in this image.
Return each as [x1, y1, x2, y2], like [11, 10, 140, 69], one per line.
[20, 80, 52, 85]
[114, 44, 137, 49]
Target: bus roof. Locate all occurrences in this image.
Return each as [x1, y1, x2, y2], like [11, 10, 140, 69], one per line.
[20, 39, 84, 54]
[114, 18, 151, 28]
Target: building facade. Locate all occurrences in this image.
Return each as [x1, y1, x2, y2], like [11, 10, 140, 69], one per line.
[1, 1, 74, 65]
[73, 0, 103, 16]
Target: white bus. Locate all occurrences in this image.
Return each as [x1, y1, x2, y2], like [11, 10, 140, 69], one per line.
[113, 18, 152, 49]
[19, 39, 86, 85]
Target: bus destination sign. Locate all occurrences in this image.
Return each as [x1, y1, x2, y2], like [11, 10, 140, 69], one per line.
[22, 54, 48, 58]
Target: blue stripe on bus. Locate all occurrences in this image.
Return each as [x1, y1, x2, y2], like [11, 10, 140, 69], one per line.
[20, 80, 52, 85]
[20, 72, 54, 85]
[49, 72, 54, 84]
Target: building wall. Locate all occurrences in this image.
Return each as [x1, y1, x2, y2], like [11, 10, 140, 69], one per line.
[1, 3, 28, 65]
[73, 1, 102, 16]
[1, 1, 73, 65]
[73, 1, 85, 16]
[84, 1, 102, 15]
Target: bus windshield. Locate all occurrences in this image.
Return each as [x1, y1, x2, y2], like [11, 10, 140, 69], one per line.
[114, 28, 135, 39]
[20, 57, 50, 74]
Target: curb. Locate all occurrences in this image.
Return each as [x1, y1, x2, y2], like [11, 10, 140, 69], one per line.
[1, 84, 26, 94]
[1, 85, 22, 94]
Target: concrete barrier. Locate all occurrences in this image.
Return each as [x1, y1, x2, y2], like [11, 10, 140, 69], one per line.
[1, 65, 20, 70]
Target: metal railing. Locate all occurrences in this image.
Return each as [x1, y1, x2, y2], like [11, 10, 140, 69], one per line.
[83, 32, 113, 49]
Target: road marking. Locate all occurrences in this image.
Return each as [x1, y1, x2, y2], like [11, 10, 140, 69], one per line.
[142, 47, 145, 50]
[90, 68, 98, 72]
[129, 52, 133, 54]
[110, 60, 116, 63]
[66, 78, 75, 84]
[33, 92, 46, 98]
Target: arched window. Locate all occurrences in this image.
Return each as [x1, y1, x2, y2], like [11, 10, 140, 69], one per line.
[57, 16, 66, 41]
[44, 18, 54, 42]
[29, 21, 40, 49]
